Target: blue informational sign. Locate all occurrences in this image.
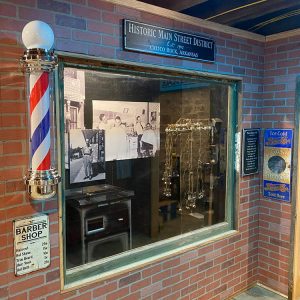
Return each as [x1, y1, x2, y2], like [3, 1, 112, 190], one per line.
[263, 129, 293, 201]
[123, 19, 215, 63]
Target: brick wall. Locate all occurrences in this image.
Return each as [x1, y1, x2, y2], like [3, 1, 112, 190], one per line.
[0, 0, 295, 299]
[256, 36, 299, 294]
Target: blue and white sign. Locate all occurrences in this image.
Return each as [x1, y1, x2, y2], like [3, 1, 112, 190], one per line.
[263, 129, 293, 201]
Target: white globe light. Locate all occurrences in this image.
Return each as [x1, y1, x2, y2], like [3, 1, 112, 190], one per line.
[22, 20, 54, 50]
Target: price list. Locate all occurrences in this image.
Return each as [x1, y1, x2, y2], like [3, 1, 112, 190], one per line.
[14, 214, 50, 276]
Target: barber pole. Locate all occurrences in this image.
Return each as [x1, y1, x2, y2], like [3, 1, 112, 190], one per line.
[21, 20, 60, 199]
[30, 72, 51, 170]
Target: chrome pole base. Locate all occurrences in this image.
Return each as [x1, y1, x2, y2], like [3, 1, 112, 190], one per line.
[24, 168, 61, 200]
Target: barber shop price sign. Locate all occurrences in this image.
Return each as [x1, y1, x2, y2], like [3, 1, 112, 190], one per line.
[14, 214, 50, 275]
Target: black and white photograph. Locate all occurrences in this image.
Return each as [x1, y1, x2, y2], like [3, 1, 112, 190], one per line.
[69, 129, 105, 184]
[64, 68, 86, 169]
[65, 133, 69, 170]
[92, 100, 160, 161]
[64, 68, 85, 133]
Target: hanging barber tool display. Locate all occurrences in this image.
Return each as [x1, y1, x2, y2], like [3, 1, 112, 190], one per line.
[20, 20, 60, 199]
[162, 118, 222, 225]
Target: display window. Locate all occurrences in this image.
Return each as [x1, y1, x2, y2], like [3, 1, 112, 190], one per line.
[57, 60, 239, 288]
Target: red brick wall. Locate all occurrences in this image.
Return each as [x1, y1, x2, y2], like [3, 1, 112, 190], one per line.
[0, 0, 295, 299]
[256, 36, 298, 294]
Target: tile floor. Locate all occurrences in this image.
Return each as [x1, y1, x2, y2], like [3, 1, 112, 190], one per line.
[232, 285, 287, 300]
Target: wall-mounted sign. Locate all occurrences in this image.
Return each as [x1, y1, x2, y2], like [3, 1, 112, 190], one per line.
[14, 214, 50, 276]
[123, 19, 215, 62]
[160, 80, 209, 92]
[263, 129, 293, 202]
[242, 128, 260, 176]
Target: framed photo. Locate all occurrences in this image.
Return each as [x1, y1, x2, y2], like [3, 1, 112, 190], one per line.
[69, 129, 105, 184]
[92, 100, 160, 161]
[64, 69, 85, 133]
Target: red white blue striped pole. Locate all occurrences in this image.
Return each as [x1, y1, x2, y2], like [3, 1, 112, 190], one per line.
[30, 71, 51, 171]
[21, 20, 60, 200]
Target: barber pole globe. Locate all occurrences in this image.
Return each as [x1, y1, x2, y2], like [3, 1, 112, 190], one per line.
[21, 20, 60, 200]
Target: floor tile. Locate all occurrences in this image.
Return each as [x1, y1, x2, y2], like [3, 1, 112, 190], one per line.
[232, 285, 287, 300]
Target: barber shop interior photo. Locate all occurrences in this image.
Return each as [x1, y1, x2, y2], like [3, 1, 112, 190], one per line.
[2, 0, 300, 299]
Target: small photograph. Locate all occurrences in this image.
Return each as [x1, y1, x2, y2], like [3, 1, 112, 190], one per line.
[65, 133, 69, 170]
[69, 129, 105, 184]
[64, 68, 86, 134]
[149, 102, 160, 130]
[92, 100, 160, 161]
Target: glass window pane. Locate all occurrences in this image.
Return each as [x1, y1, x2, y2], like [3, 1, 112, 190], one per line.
[61, 66, 236, 276]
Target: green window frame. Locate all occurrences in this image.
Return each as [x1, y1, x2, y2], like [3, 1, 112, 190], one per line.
[55, 56, 241, 289]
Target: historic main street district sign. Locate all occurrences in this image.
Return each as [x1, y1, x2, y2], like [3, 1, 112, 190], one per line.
[123, 19, 215, 63]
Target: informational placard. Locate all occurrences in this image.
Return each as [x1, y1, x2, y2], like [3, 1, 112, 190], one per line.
[160, 80, 208, 92]
[263, 129, 293, 201]
[123, 19, 215, 62]
[242, 128, 260, 176]
[14, 214, 50, 276]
